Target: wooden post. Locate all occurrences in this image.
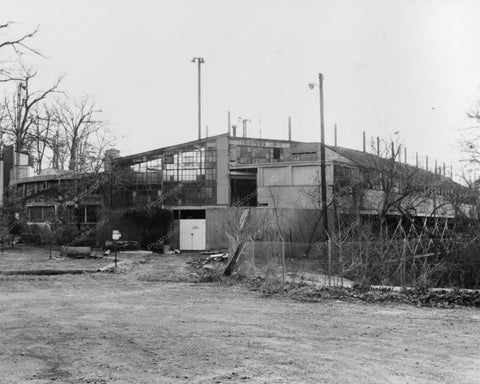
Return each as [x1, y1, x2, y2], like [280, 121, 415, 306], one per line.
[334, 124, 338, 147]
[327, 239, 332, 287]
[281, 240, 285, 284]
[339, 242, 344, 287]
[252, 241, 255, 266]
[401, 238, 407, 287]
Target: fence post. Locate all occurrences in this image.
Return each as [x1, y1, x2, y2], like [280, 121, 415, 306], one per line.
[282, 240, 285, 284]
[339, 242, 344, 287]
[401, 238, 407, 287]
[252, 240, 255, 267]
[328, 239, 332, 287]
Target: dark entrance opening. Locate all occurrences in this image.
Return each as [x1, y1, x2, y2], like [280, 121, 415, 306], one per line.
[230, 168, 257, 206]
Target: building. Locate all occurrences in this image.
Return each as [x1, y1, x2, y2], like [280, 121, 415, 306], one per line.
[110, 132, 476, 250]
[3, 130, 476, 250]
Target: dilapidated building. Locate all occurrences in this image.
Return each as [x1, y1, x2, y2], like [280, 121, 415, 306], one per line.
[109, 133, 476, 250]
[3, 129, 476, 250]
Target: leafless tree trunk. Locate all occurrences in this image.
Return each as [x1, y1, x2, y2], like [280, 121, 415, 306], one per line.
[56, 95, 103, 171]
[28, 104, 58, 174]
[2, 66, 60, 152]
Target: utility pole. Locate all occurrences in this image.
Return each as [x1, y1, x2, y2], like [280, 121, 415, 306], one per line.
[191, 57, 205, 140]
[319, 73, 329, 239]
[309, 74, 329, 239]
[13, 82, 25, 184]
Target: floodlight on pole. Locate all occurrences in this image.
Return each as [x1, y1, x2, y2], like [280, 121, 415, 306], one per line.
[192, 57, 205, 140]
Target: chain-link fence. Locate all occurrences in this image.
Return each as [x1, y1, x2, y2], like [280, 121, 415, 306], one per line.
[242, 236, 480, 289]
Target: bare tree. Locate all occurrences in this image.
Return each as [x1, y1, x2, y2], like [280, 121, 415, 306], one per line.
[27, 103, 58, 174]
[78, 125, 116, 172]
[56, 95, 104, 171]
[0, 22, 41, 82]
[1, 66, 60, 152]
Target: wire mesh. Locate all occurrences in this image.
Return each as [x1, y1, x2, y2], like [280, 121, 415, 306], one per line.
[244, 236, 480, 289]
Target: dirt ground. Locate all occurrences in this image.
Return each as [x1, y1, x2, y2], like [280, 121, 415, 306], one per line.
[0, 245, 111, 271]
[0, 253, 479, 384]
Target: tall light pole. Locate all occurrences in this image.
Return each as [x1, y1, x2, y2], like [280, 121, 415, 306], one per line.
[191, 57, 205, 140]
[309, 73, 329, 239]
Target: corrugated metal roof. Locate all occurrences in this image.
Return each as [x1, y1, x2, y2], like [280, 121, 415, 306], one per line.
[327, 145, 458, 187]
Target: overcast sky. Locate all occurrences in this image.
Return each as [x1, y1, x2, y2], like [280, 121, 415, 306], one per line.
[4, 0, 480, 179]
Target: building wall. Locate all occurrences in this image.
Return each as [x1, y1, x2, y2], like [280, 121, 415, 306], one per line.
[203, 206, 327, 249]
[335, 188, 476, 219]
[206, 208, 229, 249]
[216, 136, 230, 205]
[256, 163, 334, 209]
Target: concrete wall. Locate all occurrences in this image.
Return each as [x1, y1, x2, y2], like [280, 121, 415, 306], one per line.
[256, 163, 334, 209]
[204, 206, 328, 249]
[216, 136, 230, 205]
[206, 208, 229, 249]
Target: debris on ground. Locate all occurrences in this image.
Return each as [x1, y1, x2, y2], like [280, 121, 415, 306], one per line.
[104, 240, 140, 251]
[201, 249, 228, 255]
[187, 253, 228, 270]
[248, 278, 480, 308]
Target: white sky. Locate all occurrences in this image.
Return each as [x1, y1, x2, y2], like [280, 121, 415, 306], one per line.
[4, 0, 480, 180]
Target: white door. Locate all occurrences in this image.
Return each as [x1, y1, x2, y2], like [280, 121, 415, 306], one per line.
[179, 219, 206, 250]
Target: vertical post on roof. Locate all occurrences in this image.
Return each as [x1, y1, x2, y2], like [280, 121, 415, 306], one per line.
[391, 142, 395, 161]
[288, 116, 292, 141]
[228, 111, 231, 135]
[416, 152, 419, 167]
[191, 57, 205, 140]
[450, 165, 453, 178]
[443, 162, 446, 177]
[404, 147, 407, 164]
[426, 156, 429, 171]
[377, 137, 380, 156]
[363, 131, 366, 152]
[318, 73, 329, 239]
[334, 124, 338, 147]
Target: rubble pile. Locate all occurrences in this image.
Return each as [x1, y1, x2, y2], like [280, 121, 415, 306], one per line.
[187, 253, 228, 270]
[251, 279, 480, 308]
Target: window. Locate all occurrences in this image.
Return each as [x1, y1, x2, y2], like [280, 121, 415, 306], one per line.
[27, 206, 55, 223]
[28, 207, 43, 222]
[86, 205, 99, 223]
[273, 148, 282, 160]
[44, 206, 55, 221]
